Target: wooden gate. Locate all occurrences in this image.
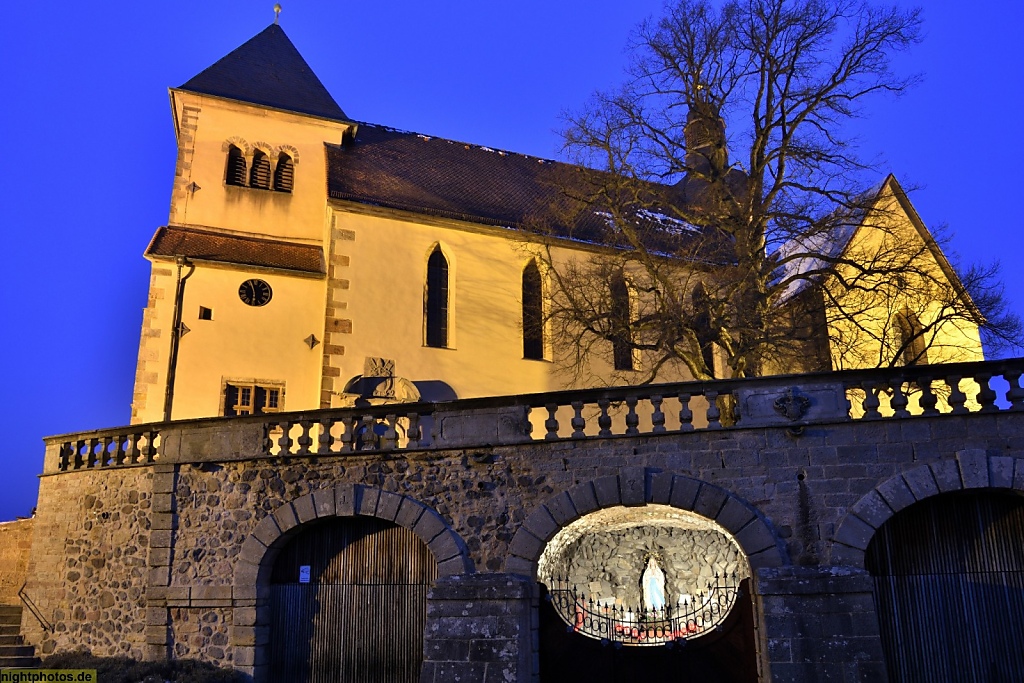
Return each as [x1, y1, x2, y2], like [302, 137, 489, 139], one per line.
[268, 517, 437, 683]
[538, 579, 759, 682]
[866, 491, 1024, 683]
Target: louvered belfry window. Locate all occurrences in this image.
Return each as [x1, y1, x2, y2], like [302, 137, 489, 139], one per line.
[522, 260, 544, 359]
[226, 145, 247, 186]
[425, 247, 449, 348]
[250, 150, 271, 189]
[274, 153, 294, 193]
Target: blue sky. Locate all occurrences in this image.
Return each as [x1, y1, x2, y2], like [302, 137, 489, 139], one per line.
[0, 1, 1022, 521]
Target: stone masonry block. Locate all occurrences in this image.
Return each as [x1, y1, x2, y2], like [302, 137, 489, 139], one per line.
[522, 508, 558, 542]
[150, 512, 176, 531]
[251, 516, 281, 548]
[149, 548, 171, 566]
[151, 492, 174, 513]
[930, 459, 964, 493]
[334, 483, 356, 517]
[544, 492, 577, 526]
[903, 465, 939, 501]
[692, 484, 728, 519]
[875, 476, 916, 515]
[619, 467, 645, 506]
[834, 515, 875, 551]
[735, 520, 776, 555]
[272, 503, 299, 533]
[292, 494, 317, 523]
[670, 477, 701, 510]
[567, 482, 599, 516]
[437, 554, 473, 578]
[234, 608, 257, 627]
[148, 566, 170, 587]
[747, 547, 784, 569]
[849, 490, 892, 529]
[376, 491, 403, 521]
[1015, 459, 1024, 492]
[238, 537, 267, 566]
[428, 530, 462, 562]
[504, 555, 534, 578]
[956, 449, 990, 489]
[508, 530, 544, 562]
[830, 544, 866, 567]
[648, 472, 674, 504]
[312, 488, 336, 518]
[234, 560, 259, 587]
[356, 486, 380, 516]
[716, 496, 756, 534]
[414, 511, 447, 544]
[593, 476, 621, 508]
[990, 456, 1015, 489]
[395, 497, 426, 529]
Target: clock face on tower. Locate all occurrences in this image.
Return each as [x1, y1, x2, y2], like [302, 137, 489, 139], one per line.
[238, 279, 273, 307]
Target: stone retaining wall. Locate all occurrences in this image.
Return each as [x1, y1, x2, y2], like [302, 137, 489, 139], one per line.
[0, 518, 34, 605]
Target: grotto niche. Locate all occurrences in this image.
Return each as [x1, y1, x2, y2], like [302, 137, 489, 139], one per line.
[538, 504, 751, 644]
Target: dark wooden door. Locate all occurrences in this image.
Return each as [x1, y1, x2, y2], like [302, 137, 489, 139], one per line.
[538, 579, 759, 683]
[867, 491, 1024, 683]
[268, 517, 437, 683]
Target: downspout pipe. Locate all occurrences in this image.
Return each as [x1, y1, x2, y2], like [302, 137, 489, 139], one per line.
[163, 256, 195, 422]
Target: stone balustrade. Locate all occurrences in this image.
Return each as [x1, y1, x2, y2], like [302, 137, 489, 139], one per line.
[44, 357, 1024, 473]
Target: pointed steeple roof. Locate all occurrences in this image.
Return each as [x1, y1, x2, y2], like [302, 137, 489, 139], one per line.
[179, 24, 347, 121]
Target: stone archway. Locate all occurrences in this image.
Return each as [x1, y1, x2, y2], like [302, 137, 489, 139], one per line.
[506, 468, 787, 576]
[831, 449, 1024, 567]
[508, 468, 781, 683]
[229, 484, 472, 682]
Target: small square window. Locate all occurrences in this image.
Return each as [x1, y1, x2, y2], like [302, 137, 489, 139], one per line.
[199, 306, 213, 321]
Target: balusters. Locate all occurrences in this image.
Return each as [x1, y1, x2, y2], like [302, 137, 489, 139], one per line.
[945, 375, 968, 414]
[861, 383, 881, 419]
[99, 436, 114, 467]
[360, 415, 376, 450]
[597, 399, 612, 437]
[889, 381, 910, 418]
[917, 376, 939, 416]
[705, 391, 721, 429]
[339, 415, 355, 452]
[570, 401, 586, 439]
[1006, 371, 1024, 411]
[295, 420, 313, 456]
[544, 404, 560, 440]
[86, 438, 99, 468]
[651, 395, 666, 433]
[678, 393, 694, 431]
[974, 373, 998, 413]
[407, 413, 422, 448]
[143, 431, 159, 463]
[277, 422, 293, 455]
[114, 435, 128, 466]
[381, 414, 398, 451]
[317, 419, 334, 454]
[625, 396, 639, 435]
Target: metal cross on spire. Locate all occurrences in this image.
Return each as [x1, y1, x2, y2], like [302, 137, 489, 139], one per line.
[274, 4, 282, 24]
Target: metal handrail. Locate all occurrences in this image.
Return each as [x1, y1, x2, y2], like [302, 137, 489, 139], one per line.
[17, 583, 53, 632]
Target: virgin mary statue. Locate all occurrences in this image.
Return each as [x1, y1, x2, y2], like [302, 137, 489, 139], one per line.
[641, 556, 666, 612]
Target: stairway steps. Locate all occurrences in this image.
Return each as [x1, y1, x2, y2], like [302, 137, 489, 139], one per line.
[0, 656, 39, 667]
[0, 607, 38, 668]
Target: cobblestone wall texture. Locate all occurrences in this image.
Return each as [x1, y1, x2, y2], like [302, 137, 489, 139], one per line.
[0, 518, 34, 605]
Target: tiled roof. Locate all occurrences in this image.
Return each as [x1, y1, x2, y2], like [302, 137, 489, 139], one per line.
[326, 124, 722, 255]
[179, 24, 347, 121]
[146, 226, 325, 275]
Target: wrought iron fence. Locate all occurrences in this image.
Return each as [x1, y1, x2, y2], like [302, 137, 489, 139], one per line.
[545, 574, 742, 646]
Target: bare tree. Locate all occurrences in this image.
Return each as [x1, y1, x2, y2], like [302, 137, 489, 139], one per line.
[539, 0, 1020, 384]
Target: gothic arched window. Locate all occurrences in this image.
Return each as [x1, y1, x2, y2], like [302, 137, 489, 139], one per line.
[896, 309, 928, 366]
[610, 273, 634, 371]
[250, 150, 271, 189]
[274, 153, 294, 193]
[425, 247, 449, 348]
[522, 260, 544, 360]
[226, 145, 247, 186]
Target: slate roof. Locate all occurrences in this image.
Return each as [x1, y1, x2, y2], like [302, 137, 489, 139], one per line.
[146, 226, 325, 275]
[326, 124, 721, 255]
[179, 24, 347, 121]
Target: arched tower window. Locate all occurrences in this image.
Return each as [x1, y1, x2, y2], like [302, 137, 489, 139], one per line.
[250, 150, 271, 189]
[274, 153, 294, 193]
[522, 260, 544, 360]
[610, 272, 634, 371]
[425, 247, 449, 348]
[896, 309, 928, 366]
[226, 145, 247, 186]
